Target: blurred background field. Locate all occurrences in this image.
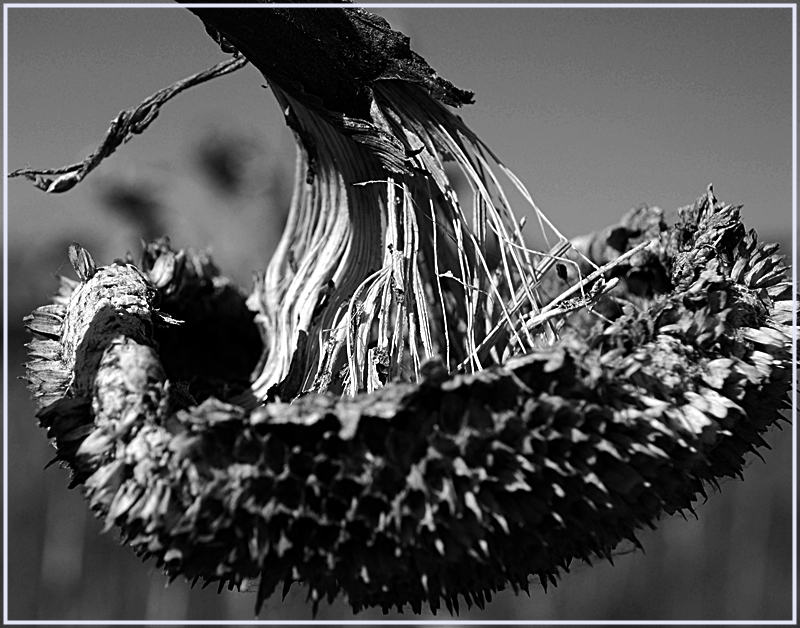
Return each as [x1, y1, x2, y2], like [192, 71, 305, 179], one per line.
[5, 4, 794, 622]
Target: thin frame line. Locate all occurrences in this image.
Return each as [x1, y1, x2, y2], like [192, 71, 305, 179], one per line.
[792, 3, 798, 626]
[2, 2, 796, 626]
[1, 2, 798, 8]
[3, 3, 10, 626]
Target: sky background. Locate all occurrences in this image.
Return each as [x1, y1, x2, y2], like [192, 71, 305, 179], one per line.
[4, 2, 796, 623]
[5, 3, 794, 277]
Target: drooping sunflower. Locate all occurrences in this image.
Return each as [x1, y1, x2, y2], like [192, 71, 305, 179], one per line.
[17, 4, 793, 616]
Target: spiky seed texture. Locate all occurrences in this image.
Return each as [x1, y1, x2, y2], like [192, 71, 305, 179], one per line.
[24, 189, 793, 615]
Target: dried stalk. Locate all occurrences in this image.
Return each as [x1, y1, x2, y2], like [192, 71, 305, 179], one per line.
[8, 56, 248, 193]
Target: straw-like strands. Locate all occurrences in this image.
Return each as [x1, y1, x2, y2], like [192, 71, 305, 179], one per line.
[247, 80, 586, 406]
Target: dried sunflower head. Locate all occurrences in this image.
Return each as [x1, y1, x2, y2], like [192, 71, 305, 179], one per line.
[17, 5, 793, 619]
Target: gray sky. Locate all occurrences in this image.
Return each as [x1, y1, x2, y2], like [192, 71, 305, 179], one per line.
[6, 4, 794, 275]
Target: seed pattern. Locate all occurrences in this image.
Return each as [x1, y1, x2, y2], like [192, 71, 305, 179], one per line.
[23, 189, 793, 615]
